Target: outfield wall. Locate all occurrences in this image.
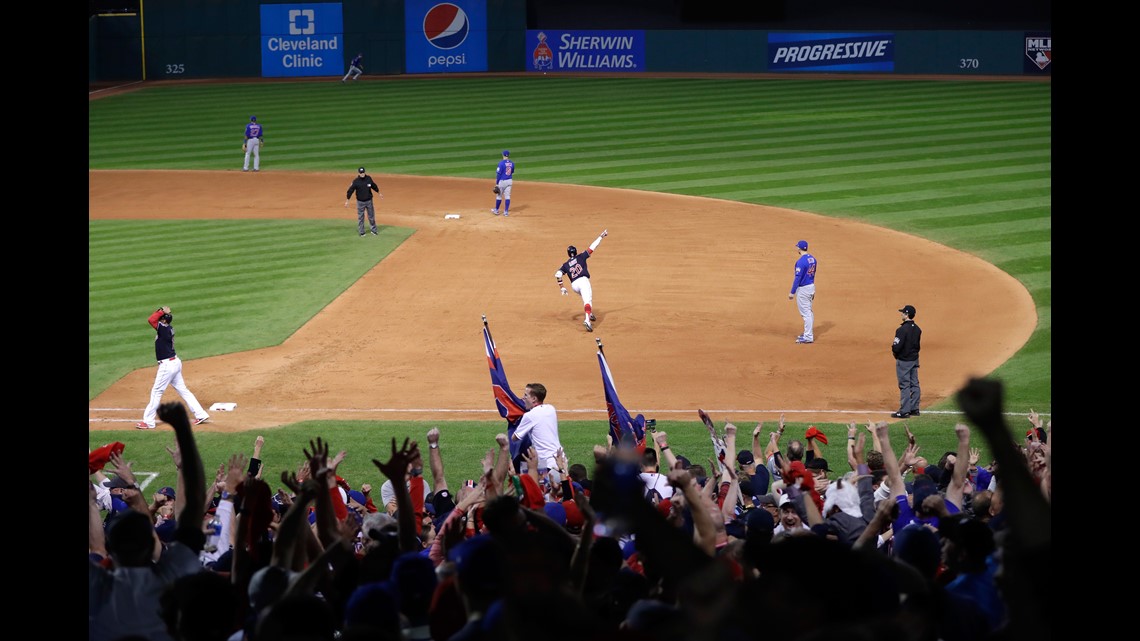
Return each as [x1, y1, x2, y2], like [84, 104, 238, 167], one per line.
[89, 0, 1050, 82]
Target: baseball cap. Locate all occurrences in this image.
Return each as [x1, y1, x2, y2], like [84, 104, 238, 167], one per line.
[250, 115, 257, 121]
[502, 150, 510, 156]
[158, 486, 176, 499]
[737, 449, 755, 466]
[899, 304, 916, 317]
[358, 166, 366, 174]
[756, 494, 779, 507]
[796, 240, 808, 250]
[806, 458, 831, 473]
[106, 476, 135, 490]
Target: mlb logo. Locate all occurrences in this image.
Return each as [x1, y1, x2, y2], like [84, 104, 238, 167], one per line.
[1026, 36, 1051, 70]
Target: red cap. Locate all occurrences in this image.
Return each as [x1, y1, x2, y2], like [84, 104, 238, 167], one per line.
[89, 442, 126, 475]
[805, 426, 828, 445]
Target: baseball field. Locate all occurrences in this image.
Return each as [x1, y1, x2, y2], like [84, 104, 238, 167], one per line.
[89, 74, 1050, 485]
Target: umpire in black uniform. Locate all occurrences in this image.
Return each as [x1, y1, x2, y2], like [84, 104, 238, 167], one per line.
[891, 304, 922, 418]
[344, 166, 382, 236]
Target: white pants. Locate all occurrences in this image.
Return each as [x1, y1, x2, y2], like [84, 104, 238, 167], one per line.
[243, 141, 260, 171]
[141, 356, 208, 426]
[342, 65, 362, 82]
[498, 179, 513, 201]
[571, 276, 593, 307]
[796, 283, 815, 340]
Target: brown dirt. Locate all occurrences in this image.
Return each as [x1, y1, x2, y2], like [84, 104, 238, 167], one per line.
[88, 169, 1036, 432]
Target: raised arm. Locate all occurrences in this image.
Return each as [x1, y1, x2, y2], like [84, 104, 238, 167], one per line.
[875, 421, 906, 501]
[765, 414, 786, 460]
[158, 402, 206, 552]
[426, 427, 448, 493]
[654, 430, 679, 470]
[751, 422, 764, 466]
[492, 433, 512, 489]
[945, 423, 971, 509]
[372, 437, 422, 553]
[669, 469, 717, 556]
[107, 451, 149, 514]
[845, 422, 860, 471]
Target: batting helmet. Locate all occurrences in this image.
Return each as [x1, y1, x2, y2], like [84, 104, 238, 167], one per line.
[161, 313, 173, 324]
[567, 245, 578, 258]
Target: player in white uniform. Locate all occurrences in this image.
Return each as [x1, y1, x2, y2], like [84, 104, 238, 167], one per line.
[556, 229, 607, 331]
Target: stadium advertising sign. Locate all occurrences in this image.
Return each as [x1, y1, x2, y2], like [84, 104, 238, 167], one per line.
[1024, 33, 1051, 74]
[405, 1, 488, 74]
[526, 30, 645, 73]
[260, 3, 344, 78]
[768, 32, 894, 72]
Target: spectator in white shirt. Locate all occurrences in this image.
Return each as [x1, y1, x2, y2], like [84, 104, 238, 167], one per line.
[510, 382, 562, 473]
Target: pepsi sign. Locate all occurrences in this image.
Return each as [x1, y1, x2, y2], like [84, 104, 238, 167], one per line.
[405, 1, 487, 74]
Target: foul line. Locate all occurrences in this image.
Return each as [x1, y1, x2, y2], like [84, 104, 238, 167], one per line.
[89, 407, 1047, 423]
[90, 80, 145, 96]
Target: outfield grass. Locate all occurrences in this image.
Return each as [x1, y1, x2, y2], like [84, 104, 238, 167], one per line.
[89, 76, 1049, 485]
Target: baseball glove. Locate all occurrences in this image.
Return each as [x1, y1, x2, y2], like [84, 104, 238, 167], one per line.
[242, 143, 248, 153]
[492, 185, 501, 195]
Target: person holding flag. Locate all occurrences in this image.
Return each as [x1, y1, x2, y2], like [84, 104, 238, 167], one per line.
[482, 316, 530, 467]
[510, 383, 563, 475]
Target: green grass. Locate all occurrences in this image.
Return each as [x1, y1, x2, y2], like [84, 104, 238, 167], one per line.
[90, 76, 1049, 482]
[89, 220, 414, 396]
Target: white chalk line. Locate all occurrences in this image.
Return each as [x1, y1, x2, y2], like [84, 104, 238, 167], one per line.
[89, 407, 1047, 424]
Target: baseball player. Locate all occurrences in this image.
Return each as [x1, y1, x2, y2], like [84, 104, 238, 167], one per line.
[789, 239, 817, 343]
[555, 229, 608, 331]
[344, 166, 383, 236]
[136, 306, 210, 429]
[242, 115, 263, 172]
[342, 53, 363, 83]
[492, 150, 515, 216]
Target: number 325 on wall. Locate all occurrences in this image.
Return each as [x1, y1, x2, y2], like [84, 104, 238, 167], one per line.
[165, 63, 185, 74]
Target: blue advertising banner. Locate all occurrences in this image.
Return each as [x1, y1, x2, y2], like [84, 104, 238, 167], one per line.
[405, 1, 488, 74]
[1023, 33, 1051, 74]
[260, 3, 343, 78]
[768, 33, 894, 72]
[526, 30, 645, 73]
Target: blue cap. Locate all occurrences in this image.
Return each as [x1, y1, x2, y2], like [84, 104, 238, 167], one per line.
[796, 240, 808, 250]
[250, 115, 257, 121]
[502, 150, 510, 157]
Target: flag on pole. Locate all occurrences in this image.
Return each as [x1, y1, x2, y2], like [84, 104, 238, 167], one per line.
[597, 348, 647, 452]
[483, 317, 528, 460]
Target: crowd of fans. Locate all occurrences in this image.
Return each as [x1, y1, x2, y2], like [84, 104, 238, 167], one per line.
[89, 378, 1051, 641]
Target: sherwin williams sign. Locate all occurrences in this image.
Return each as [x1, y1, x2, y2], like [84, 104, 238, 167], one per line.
[405, 1, 488, 74]
[260, 3, 343, 77]
[768, 33, 894, 72]
[526, 30, 645, 72]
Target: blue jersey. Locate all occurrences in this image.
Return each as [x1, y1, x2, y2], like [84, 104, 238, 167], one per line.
[349, 55, 363, 69]
[790, 253, 816, 294]
[495, 158, 515, 183]
[244, 122, 263, 141]
[559, 250, 593, 283]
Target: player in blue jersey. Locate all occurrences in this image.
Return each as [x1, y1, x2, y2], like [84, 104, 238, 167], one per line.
[789, 239, 817, 343]
[342, 53, 363, 82]
[492, 150, 515, 216]
[555, 229, 608, 331]
[242, 116, 263, 172]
